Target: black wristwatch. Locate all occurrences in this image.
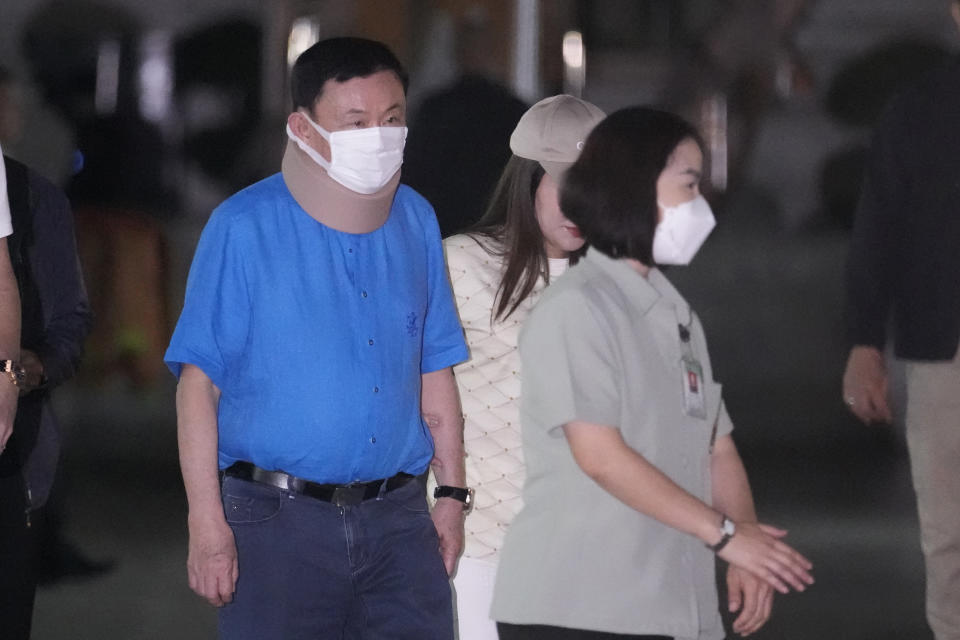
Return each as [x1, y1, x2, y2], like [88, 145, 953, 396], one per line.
[433, 485, 475, 512]
[1, 360, 25, 387]
[708, 514, 736, 552]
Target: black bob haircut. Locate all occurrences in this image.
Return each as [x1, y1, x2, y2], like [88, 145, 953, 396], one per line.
[290, 37, 409, 111]
[560, 106, 703, 264]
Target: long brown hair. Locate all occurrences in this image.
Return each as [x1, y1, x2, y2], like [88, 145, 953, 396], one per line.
[467, 155, 564, 321]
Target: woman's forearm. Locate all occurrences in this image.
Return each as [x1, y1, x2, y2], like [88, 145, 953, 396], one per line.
[710, 433, 758, 522]
[564, 420, 725, 546]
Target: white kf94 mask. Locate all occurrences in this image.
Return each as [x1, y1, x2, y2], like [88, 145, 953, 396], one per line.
[652, 195, 716, 265]
[286, 112, 407, 194]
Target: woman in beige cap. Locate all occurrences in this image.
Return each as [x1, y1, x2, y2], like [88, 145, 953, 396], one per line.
[441, 95, 605, 640]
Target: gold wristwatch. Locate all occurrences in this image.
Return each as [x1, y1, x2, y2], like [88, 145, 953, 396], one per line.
[1, 360, 26, 387]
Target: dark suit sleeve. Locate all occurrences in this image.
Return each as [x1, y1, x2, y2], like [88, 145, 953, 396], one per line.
[27, 171, 93, 389]
[845, 102, 905, 349]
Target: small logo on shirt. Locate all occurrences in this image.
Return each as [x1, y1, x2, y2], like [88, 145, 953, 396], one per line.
[406, 312, 419, 337]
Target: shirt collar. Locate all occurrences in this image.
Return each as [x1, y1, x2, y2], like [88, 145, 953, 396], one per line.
[582, 248, 690, 321]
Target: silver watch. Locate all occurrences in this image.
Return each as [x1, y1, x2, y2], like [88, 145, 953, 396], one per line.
[709, 515, 736, 552]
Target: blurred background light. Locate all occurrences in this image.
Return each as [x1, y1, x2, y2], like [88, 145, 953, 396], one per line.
[562, 29, 585, 97]
[511, 0, 540, 103]
[701, 92, 728, 192]
[94, 38, 121, 116]
[138, 30, 173, 124]
[287, 16, 320, 68]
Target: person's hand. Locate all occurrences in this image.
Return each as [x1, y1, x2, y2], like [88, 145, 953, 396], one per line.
[19, 349, 44, 396]
[717, 521, 813, 595]
[0, 379, 17, 453]
[187, 514, 238, 607]
[842, 346, 892, 424]
[431, 497, 465, 575]
[726, 564, 774, 636]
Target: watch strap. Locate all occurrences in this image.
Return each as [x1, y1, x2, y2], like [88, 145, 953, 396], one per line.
[433, 485, 474, 511]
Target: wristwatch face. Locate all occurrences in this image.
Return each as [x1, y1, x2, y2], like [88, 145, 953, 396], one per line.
[722, 517, 736, 536]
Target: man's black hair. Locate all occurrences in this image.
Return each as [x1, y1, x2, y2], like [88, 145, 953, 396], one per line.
[290, 37, 409, 111]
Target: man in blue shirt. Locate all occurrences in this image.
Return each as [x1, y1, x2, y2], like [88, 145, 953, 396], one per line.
[166, 38, 470, 639]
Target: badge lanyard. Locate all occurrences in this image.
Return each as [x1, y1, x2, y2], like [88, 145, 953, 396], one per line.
[676, 309, 707, 420]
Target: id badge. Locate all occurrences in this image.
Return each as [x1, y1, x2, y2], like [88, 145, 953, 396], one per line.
[680, 356, 707, 419]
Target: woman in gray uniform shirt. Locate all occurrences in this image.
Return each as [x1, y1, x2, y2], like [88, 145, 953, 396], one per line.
[490, 107, 814, 640]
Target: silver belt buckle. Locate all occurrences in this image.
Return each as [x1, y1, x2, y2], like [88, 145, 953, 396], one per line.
[332, 485, 366, 507]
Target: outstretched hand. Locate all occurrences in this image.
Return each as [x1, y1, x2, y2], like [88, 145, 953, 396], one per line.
[726, 564, 774, 636]
[717, 522, 813, 595]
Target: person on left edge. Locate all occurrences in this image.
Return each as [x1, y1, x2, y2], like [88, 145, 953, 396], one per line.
[0, 149, 93, 639]
[164, 37, 470, 640]
[0, 147, 25, 638]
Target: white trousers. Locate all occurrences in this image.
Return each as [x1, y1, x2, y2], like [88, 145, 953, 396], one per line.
[452, 556, 499, 640]
[905, 346, 960, 640]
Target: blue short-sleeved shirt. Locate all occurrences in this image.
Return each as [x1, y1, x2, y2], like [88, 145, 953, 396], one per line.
[164, 174, 468, 484]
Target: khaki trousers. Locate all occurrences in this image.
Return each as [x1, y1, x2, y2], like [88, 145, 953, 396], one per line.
[905, 346, 960, 640]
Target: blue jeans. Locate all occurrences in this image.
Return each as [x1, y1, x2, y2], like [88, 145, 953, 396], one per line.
[218, 475, 453, 640]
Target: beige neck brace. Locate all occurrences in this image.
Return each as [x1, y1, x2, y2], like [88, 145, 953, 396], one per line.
[280, 139, 399, 234]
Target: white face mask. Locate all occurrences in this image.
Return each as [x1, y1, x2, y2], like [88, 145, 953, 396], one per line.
[652, 195, 716, 265]
[286, 112, 407, 194]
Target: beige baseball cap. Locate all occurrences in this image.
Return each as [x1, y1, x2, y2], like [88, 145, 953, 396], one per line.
[509, 94, 606, 179]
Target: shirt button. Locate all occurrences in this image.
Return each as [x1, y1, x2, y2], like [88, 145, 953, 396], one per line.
[373, 386, 379, 393]
[370, 436, 377, 444]
[368, 339, 374, 346]
[361, 290, 368, 298]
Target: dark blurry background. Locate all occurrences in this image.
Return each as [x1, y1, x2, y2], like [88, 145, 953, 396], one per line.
[1, 1, 956, 638]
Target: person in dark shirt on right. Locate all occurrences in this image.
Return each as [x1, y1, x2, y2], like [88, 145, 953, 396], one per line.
[842, 3, 960, 638]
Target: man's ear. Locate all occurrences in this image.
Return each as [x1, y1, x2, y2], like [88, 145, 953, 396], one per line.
[287, 111, 312, 139]
[953, 1, 960, 35]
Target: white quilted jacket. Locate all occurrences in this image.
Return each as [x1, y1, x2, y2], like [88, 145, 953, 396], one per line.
[443, 234, 567, 561]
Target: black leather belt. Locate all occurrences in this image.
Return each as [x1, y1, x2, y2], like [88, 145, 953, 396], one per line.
[222, 461, 415, 507]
